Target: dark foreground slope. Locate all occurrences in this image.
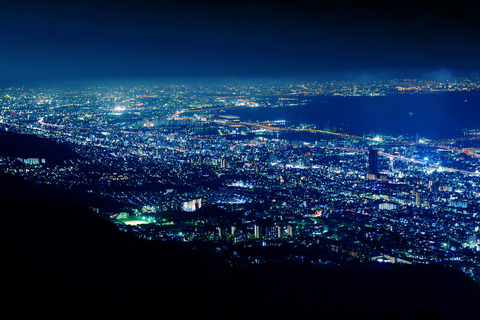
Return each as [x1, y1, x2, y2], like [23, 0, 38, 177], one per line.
[0, 129, 80, 164]
[1, 196, 480, 320]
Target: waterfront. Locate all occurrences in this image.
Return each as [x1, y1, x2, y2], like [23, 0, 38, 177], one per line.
[224, 90, 480, 139]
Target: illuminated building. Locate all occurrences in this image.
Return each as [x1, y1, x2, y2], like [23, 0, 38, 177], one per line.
[287, 225, 294, 237]
[415, 192, 421, 206]
[367, 149, 378, 179]
[379, 203, 397, 210]
[254, 225, 261, 239]
[182, 198, 202, 212]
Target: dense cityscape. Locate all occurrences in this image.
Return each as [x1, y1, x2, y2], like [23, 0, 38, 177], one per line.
[2, 77, 480, 283]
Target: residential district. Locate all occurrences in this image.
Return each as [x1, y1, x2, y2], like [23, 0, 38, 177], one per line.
[2, 78, 480, 282]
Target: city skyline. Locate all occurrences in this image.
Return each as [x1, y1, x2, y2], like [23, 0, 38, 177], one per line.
[2, 78, 480, 283]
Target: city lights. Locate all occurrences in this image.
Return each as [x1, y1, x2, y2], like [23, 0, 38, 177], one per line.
[1, 78, 480, 282]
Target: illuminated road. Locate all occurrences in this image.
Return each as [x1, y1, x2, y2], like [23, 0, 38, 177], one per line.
[292, 128, 368, 140]
[38, 117, 64, 128]
[172, 106, 480, 161]
[378, 150, 480, 176]
[323, 147, 480, 177]
[171, 105, 372, 140]
[171, 105, 241, 120]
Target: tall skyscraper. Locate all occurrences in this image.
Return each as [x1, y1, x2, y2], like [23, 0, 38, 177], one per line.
[287, 225, 294, 237]
[368, 149, 378, 177]
[254, 224, 261, 239]
[415, 191, 421, 206]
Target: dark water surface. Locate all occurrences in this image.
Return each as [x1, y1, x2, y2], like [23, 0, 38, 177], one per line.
[224, 91, 480, 139]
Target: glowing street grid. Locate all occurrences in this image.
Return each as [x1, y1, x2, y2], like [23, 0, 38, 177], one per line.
[2, 78, 480, 281]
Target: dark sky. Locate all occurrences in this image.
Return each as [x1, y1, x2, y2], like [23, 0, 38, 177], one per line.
[1, 0, 480, 84]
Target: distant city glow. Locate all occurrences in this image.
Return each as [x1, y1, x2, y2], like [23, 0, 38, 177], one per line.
[1, 78, 480, 281]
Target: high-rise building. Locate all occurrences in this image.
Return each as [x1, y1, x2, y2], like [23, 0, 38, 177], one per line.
[182, 198, 202, 212]
[379, 203, 397, 210]
[254, 225, 261, 239]
[368, 149, 378, 174]
[287, 225, 294, 237]
[415, 192, 421, 206]
[367, 149, 378, 179]
[428, 180, 434, 189]
[302, 152, 311, 167]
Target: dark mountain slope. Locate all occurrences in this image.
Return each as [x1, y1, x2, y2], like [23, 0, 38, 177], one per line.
[0, 129, 80, 164]
[1, 196, 480, 319]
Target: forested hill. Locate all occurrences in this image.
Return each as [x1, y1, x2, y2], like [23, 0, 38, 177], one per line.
[2, 194, 480, 319]
[0, 129, 80, 164]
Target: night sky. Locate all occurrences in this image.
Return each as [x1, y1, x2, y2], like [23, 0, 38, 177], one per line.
[1, 0, 480, 84]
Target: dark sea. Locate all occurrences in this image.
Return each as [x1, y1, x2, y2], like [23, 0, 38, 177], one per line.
[224, 91, 480, 139]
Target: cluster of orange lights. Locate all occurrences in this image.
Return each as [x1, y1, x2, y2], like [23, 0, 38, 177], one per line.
[396, 86, 420, 91]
